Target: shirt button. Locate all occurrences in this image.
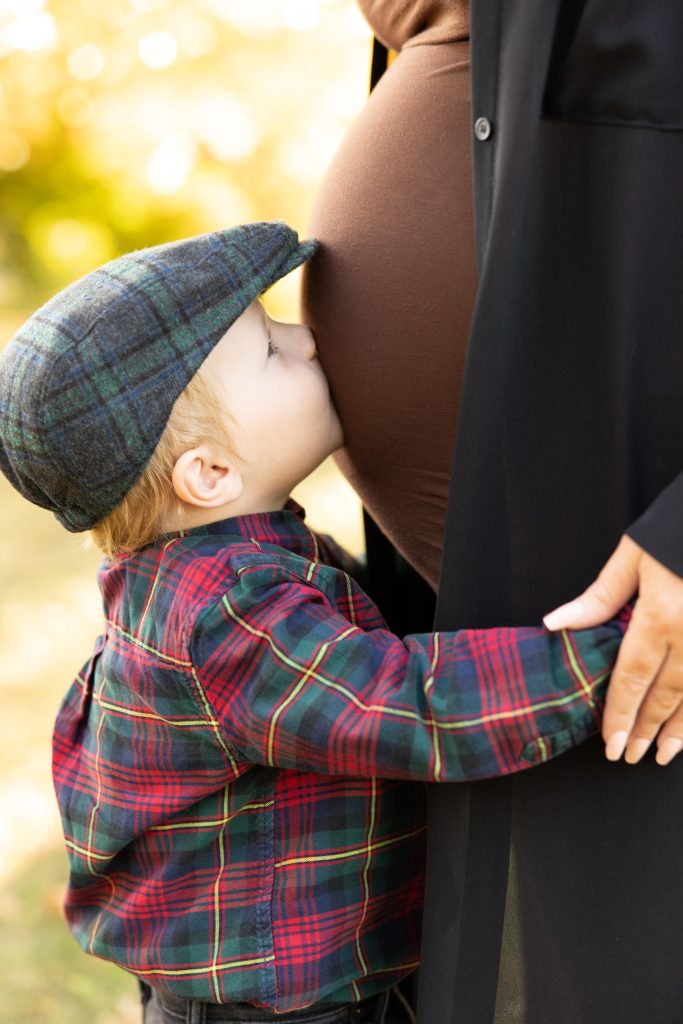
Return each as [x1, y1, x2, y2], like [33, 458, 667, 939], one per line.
[474, 116, 493, 141]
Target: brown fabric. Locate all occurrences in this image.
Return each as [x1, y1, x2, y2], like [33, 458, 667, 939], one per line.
[301, 33, 476, 591]
[358, 0, 469, 51]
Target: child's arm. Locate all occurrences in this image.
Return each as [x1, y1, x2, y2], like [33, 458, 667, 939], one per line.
[191, 561, 630, 782]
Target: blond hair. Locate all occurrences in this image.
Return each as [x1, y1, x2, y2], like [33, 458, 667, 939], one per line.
[90, 368, 234, 560]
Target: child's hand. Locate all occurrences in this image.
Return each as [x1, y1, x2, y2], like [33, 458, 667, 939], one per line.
[543, 534, 683, 767]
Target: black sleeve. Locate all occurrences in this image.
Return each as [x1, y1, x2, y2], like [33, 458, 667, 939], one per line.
[625, 471, 683, 578]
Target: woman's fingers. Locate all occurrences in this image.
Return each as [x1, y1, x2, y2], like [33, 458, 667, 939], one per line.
[655, 704, 683, 765]
[621, 652, 683, 763]
[544, 534, 683, 765]
[601, 604, 669, 761]
[603, 553, 683, 764]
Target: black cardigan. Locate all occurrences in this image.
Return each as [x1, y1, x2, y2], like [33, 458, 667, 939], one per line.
[398, 2, 683, 1022]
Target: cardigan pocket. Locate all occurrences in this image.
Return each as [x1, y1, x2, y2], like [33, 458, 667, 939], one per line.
[542, 0, 683, 131]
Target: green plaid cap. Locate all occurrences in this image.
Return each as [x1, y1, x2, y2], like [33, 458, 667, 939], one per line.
[0, 221, 318, 532]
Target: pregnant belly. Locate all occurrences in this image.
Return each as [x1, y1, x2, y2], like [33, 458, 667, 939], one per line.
[302, 38, 477, 591]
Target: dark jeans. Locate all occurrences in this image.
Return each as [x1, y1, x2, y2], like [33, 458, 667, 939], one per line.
[140, 981, 416, 1024]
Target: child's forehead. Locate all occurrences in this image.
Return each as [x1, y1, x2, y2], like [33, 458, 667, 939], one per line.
[213, 298, 265, 351]
[248, 297, 267, 330]
[244, 296, 265, 320]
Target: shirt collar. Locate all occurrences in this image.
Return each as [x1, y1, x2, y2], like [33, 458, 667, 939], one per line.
[166, 498, 321, 562]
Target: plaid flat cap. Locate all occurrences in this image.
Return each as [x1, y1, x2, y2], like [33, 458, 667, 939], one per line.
[0, 221, 318, 532]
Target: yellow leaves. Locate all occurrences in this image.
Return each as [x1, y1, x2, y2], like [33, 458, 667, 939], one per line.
[0, 0, 372, 300]
[25, 208, 116, 277]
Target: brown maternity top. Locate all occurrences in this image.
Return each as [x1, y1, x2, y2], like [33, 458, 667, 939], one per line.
[301, 0, 475, 591]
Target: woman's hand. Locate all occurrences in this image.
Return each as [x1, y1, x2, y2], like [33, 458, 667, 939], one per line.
[542, 534, 683, 766]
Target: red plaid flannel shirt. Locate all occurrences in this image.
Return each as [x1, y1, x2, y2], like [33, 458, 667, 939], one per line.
[52, 501, 629, 1011]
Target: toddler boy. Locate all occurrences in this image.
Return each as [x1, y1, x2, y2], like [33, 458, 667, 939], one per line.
[0, 222, 629, 1024]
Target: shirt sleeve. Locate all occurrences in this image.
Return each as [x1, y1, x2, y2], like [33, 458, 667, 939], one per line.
[190, 562, 631, 782]
[625, 471, 683, 578]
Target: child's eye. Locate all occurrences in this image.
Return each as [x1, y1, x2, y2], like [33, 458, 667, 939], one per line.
[267, 330, 279, 358]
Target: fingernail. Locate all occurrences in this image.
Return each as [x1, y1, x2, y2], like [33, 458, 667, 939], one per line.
[543, 610, 563, 630]
[605, 731, 629, 761]
[656, 738, 683, 766]
[624, 737, 651, 764]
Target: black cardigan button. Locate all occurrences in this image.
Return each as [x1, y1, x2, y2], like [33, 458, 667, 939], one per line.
[474, 116, 493, 140]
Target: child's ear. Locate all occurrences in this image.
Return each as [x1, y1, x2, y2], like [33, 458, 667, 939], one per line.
[171, 446, 243, 509]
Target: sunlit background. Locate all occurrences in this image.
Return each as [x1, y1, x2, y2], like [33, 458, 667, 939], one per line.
[0, 2, 372, 1020]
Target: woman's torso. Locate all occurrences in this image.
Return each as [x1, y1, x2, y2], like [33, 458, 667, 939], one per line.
[357, 0, 469, 50]
[302, 0, 475, 591]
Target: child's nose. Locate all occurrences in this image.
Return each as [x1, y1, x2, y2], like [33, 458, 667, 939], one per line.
[306, 330, 318, 360]
[298, 326, 318, 361]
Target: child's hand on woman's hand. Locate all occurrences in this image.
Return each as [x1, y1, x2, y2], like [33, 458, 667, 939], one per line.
[543, 534, 683, 767]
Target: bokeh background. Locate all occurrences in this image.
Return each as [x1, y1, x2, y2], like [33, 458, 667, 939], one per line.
[0, 2, 372, 1019]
